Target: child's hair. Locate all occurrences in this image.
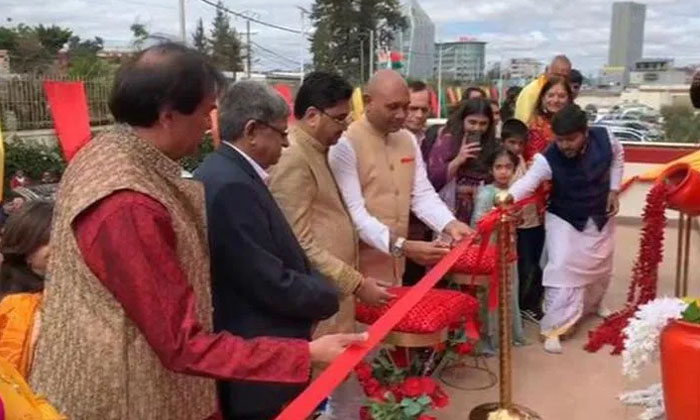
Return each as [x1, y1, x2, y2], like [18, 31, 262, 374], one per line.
[487, 147, 520, 170]
[501, 118, 528, 143]
[0, 200, 54, 298]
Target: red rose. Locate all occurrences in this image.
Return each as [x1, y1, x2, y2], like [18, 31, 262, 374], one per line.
[355, 362, 373, 383]
[390, 348, 409, 368]
[401, 377, 423, 398]
[362, 378, 382, 397]
[359, 406, 372, 420]
[369, 385, 388, 401]
[431, 387, 450, 408]
[418, 416, 436, 420]
[388, 384, 403, 400]
[419, 377, 437, 395]
[457, 342, 474, 355]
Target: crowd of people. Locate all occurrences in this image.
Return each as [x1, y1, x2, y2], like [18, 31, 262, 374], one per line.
[0, 42, 633, 419]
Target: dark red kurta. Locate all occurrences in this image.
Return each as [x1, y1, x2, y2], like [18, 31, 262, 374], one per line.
[73, 190, 311, 383]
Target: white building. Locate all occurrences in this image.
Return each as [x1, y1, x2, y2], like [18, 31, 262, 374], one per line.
[629, 58, 690, 86]
[393, 0, 435, 80]
[434, 38, 486, 82]
[505, 58, 542, 82]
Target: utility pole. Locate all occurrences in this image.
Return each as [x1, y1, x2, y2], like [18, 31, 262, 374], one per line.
[369, 30, 374, 75]
[246, 19, 251, 79]
[297, 6, 311, 82]
[437, 43, 444, 118]
[179, 0, 186, 44]
[360, 38, 364, 83]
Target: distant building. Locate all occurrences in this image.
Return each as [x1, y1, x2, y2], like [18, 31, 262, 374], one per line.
[392, 0, 435, 80]
[0, 50, 9, 74]
[629, 58, 691, 86]
[505, 58, 542, 82]
[434, 38, 486, 82]
[607, 1, 646, 85]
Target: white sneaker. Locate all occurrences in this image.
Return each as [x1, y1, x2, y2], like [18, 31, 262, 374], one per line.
[544, 336, 562, 354]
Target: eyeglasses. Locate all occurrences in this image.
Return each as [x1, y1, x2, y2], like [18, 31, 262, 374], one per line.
[254, 119, 288, 138]
[318, 108, 351, 127]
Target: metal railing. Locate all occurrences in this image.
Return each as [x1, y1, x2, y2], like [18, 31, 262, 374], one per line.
[0, 75, 113, 131]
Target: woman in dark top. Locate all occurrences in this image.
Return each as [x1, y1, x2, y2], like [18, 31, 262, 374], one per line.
[426, 98, 497, 224]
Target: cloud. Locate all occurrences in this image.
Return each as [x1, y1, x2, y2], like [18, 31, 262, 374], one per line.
[2, 0, 699, 72]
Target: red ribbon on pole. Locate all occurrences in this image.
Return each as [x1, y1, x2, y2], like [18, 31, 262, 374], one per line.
[275, 191, 546, 420]
[43, 81, 91, 161]
[274, 238, 474, 420]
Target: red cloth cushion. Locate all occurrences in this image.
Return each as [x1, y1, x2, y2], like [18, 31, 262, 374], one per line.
[355, 287, 478, 334]
[451, 244, 497, 275]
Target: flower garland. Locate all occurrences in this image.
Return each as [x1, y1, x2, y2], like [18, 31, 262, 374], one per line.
[621, 297, 687, 379]
[585, 182, 668, 354]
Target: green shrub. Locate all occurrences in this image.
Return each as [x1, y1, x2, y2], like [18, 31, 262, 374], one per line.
[3, 138, 66, 193]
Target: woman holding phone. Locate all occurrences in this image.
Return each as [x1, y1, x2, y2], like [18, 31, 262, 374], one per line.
[427, 98, 497, 224]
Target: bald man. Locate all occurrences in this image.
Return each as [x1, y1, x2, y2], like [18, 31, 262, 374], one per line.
[329, 70, 472, 286]
[515, 55, 572, 124]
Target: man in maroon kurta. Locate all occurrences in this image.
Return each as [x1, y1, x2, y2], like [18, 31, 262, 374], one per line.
[29, 42, 365, 419]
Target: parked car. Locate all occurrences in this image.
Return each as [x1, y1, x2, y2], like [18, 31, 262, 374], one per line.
[594, 125, 650, 142]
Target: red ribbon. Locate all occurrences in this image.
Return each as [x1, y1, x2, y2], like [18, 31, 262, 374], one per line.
[275, 190, 546, 420]
[274, 238, 474, 420]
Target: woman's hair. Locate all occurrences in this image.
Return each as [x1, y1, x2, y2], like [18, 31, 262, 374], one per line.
[534, 76, 573, 117]
[0, 200, 54, 298]
[487, 147, 520, 169]
[444, 98, 497, 167]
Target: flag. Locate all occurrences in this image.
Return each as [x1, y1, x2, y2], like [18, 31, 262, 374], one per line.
[43, 81, 91, 162]
[428, 88, 438, 118]
[439, 85, 448, 118]
[273, 83, 295, 123]
[390, 51, 403, 69]
[351, 87, 364, 121]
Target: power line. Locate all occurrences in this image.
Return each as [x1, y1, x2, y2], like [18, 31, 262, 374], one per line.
[198, 0, 302, 34]
[250, 41, 298, 65]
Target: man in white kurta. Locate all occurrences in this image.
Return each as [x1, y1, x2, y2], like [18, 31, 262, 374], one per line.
[509, 104, 624, 354]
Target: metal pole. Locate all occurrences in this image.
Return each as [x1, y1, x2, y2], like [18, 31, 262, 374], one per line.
[675, 212, 685, 297]
[437, 44, 443, 117]
[299, 9, 305, 82]
[360, 38, 365, 83]
[246, 19, 251, 79]
[682, 215, 692, 296]
[470, 192, 541, 420]
[179, 0, 187, 44]
[369, 30, 374, 75]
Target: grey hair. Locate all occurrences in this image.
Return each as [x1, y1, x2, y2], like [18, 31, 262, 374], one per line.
[219, 80, 290, 142]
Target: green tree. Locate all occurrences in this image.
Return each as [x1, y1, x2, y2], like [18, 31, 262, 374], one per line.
[192, 18, 209, 55]
[661, 105, 700, 143]
[34, 24, 72, 54]
[130, 22, 149, 51]
[209, 1, 243, 72]
[67, 35, 110, 78]
[310, 0, 406, 83]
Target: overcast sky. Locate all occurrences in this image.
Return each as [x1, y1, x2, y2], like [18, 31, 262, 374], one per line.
[2, 0, 699, 74]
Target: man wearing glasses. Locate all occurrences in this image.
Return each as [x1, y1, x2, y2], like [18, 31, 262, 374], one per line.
[195, 80, 366, 419]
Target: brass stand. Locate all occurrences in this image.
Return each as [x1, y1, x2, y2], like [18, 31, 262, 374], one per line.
[469, 193, 542, 420]
[674, 211, 692, 297]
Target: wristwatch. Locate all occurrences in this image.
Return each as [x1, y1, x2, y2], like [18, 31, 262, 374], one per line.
[391, 237, 406, 257]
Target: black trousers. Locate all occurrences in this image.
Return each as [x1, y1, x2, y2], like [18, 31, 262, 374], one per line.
[516, 225, 545, 313]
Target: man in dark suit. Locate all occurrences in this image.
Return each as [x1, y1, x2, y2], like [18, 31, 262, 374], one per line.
[195, 81, 347, 420]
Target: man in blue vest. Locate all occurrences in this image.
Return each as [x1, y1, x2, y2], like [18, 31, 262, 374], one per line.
[509, 103, 624, 354]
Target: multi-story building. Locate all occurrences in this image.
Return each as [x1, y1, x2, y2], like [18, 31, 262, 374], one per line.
[392, 0, 435, 80]
[629, 59, 691, 86]
[505, 58, 542, 82]
[434, 38, 486, 82]
[607, 1, 646, 85]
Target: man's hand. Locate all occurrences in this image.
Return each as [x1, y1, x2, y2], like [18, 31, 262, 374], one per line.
[442, 219, 474, 243]
[309, 332, 368, 365]
[403, 240, 450, 266]
[355, 277, 395, 306]
[607, 191, 620, 217]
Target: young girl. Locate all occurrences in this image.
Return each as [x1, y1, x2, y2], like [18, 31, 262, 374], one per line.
[470, 148, 527, 354]
[0, 200, 53, 377]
